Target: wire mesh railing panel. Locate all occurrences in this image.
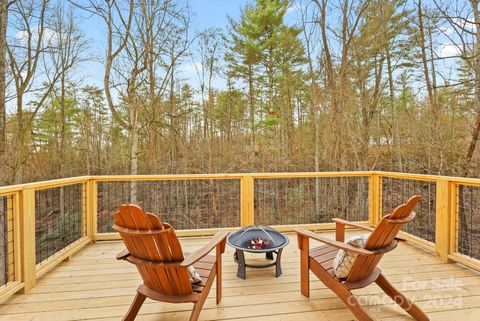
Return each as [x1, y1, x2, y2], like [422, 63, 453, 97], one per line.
[254, 177, 370, 226]
[97, 179, 241, 233]
[0, 195, 15, 288]
[35, 184, 86, 265]
[457, 185, 480, 260]
[382, 177, 436, 243]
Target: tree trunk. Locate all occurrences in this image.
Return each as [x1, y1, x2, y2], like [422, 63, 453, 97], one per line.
[464, 0, 480, 176]
[60, 74, 66, 178]
[130, 124, 138, 203]
[248, 64, 256, 170]
[386, 45, 403, 171]
[417, 0, 436, 111]
[169, 61, 177, 174]
[148, 44, 158, 173]
[0, 2, 8, 160]
[15, 93, 24, 184]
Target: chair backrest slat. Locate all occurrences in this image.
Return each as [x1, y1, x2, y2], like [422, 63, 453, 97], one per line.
[346, 195, 420, 283]
[114, 204, 192, 295]
[163, 222, 185, 261]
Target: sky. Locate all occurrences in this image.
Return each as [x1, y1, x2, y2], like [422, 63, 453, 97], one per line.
[190, 0, 246, 29]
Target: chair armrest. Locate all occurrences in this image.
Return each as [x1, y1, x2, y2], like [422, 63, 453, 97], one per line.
[332, 218, 374, 232]
[371, 240, 398, 254]
[180, 231, 229, 267]
[332, 218, 405, 242]
[293, 228, 374, 256]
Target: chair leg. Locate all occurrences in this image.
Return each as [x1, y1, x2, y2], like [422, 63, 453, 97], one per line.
[190, 301, 202, 321]
[190, 265, 217, 321]
[299, 236, 310, 297]
[190, 289, 210, 321]
[122, 292, 146, 321]
[330, 283, 375, 321]
[376, 273, 430, 321]
[310, 260, 374, 321]
[216, 247, 222, 305]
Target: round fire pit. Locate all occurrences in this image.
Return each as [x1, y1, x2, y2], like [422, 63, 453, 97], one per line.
[227, 226, 289, 279]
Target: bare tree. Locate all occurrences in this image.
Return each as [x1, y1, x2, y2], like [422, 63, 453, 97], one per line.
[431, 0, 480, 175]
[0, 1, 15, 161]
[81, 0, 192, 201]
[193, 28, 222, 170]
[312, 0, 373, 170]
[48, 3, 87, 178]
[139, 0, 193, 174]
[7, 0, 65, 183]
[299, 0, 323, 212]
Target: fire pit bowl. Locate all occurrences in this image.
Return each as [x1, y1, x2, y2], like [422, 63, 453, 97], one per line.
[227, 225, 289, 279]
[227, 225, 288, 252]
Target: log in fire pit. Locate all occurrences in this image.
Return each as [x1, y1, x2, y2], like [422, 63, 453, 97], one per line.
[227, 225, 289, 279]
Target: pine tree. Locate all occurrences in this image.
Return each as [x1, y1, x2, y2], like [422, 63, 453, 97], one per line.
[225, 0, 305, 166]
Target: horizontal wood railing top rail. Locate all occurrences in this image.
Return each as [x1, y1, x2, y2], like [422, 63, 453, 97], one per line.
[378, 171, 480, 185]
[0, 176, 93, 194]
[3, 171, 480, 191]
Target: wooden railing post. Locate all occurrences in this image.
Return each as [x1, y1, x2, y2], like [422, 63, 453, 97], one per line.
[6, 195, 15, 283]
[85, 179, 98, 242]
[435, 180, 452, 262]
[240, 175, 254, 227]
[368, 173, 382, 225]
[19, 188, 36, 293]
[11, 192, 22, 285]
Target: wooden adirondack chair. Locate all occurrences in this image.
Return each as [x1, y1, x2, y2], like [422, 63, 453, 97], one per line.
[294, 195, 429, 321]
[113, 204, 229, 321]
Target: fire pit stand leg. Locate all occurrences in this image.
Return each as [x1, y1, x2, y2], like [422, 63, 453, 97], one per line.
[234, 249, 246, 279]
[275, 248, 283, 277]
[266, 251, 274, 260]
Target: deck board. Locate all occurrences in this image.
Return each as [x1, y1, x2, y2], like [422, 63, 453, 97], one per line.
[1, 232, 479, 320]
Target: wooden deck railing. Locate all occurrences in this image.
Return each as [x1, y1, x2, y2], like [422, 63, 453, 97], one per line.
[1, 171, 480, 303]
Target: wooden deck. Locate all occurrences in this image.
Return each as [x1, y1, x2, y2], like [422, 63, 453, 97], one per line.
[1, 232, 479, 321]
